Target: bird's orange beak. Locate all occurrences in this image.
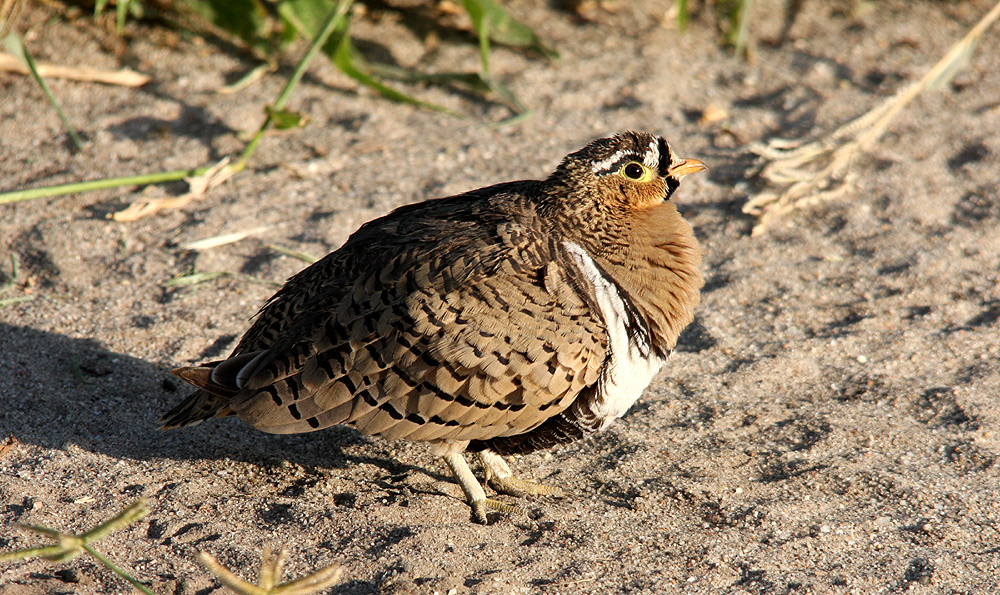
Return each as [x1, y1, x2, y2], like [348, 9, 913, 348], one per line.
[667, 158, 707, 180]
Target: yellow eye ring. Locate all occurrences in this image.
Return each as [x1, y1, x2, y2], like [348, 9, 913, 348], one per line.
[620, 161, 646, 181]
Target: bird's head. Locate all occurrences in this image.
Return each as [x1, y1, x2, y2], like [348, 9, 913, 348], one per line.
[544, 131, 706, 215]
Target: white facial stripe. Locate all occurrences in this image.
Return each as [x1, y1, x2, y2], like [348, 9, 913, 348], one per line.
[643, 138, 659, 170]
[591, 150, 628, 174]
[592, 137, 664, 176]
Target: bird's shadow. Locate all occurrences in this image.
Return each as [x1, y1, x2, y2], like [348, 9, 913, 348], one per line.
[0, 323, 447, 484]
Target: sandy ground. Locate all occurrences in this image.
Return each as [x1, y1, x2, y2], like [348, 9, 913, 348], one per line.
[2, 0, 1000, 593]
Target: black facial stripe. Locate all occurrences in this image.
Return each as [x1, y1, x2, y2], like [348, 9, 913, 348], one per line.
[657, 137, 670, 177]
[665, 177, 680, 198]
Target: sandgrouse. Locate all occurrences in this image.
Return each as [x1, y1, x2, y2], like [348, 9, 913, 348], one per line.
[161, 131, 705, 523]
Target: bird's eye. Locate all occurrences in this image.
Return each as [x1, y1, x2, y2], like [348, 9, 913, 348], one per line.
[621, 162, 646, 181]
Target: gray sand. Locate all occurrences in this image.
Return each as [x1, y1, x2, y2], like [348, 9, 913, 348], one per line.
[2, 0, 999, 593]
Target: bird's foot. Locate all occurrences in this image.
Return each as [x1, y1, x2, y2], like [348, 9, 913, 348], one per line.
[440, 449, 524, 524]
[470, 498, 524, 524]
[478, 449, 564, 498]
[440, 447, 560, 524]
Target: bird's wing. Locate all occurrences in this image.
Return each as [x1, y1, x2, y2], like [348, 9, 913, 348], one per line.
[221, 193, 608, 443]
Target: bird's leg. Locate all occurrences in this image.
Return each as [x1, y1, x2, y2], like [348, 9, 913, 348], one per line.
[439, 450, 521, 524]
[478, 449, 564, 498]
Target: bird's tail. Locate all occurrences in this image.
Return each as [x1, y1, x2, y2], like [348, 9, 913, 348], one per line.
[158, 363, 239, 429]
[158, 389, 235, 429]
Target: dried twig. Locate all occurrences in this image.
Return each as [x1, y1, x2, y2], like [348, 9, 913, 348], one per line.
[0, 53, 150, 86]
[744, 0, 1000, 236]
[111, 158, 237, 221]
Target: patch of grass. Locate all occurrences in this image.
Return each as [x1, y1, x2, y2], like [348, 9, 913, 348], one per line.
[0, 500, 158, 594]
[0, 498, 344, 594]
[0, 1, 350, 211]
[90, 0, 556, 113]
[0, 0, 759, 211]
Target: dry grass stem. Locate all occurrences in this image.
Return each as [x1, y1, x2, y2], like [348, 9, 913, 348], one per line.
[265, 244, 320, 264]
[112, 158, 237, 222]
[183, 226, 275, 251]
[199, 547, 344, 595]
[744, 0, 1000, 236]
[0, 53, 150, 86]
[0, 0, 22, 39]
[219, 63, 274, 94]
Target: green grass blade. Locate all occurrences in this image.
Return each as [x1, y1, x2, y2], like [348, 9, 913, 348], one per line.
[0, 295, 36, 309]
[369, 64, 488, 91]
[266, 243, 319, 264]
[116, 0, 130, 33]
[81, 545, 159, 595]
[461, 0, 493, 75]
[185, 0, 271, 53]
[2, 34, 85, 152]
[676, 0, 689, 31]
[165, 271, 229, 287]
[458, 0, 558, 59]
[0, 167, 209, 206]
[0, 544, 66, 561]
[478, 11, 491, 76]
[0, 254, 19, 294]
[278, 0, 456, 113]
[265, 106, 306, 129]
[239, 0, 354, 168]
[80, 500, 149, 543]
[457, 0, 542, 113]
[370, 64, 525, 114]
[276, 0, 333, 39]
[220, 62, 273, 93]
[330, 21, 456, 114]
[732, 0, 754, 59]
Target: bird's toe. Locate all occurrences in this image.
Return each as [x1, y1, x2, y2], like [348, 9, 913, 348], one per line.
[487, 475, 564, 498]
[470, 498, 524, 524]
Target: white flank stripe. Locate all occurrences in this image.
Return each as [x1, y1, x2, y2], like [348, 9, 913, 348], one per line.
[563, 241, 664, 429]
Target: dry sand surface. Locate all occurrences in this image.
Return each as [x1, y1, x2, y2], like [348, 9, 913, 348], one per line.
[2, 0, 1000, 593]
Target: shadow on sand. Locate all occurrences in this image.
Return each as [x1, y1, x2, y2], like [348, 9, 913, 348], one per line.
[0, 323, 443, 481]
